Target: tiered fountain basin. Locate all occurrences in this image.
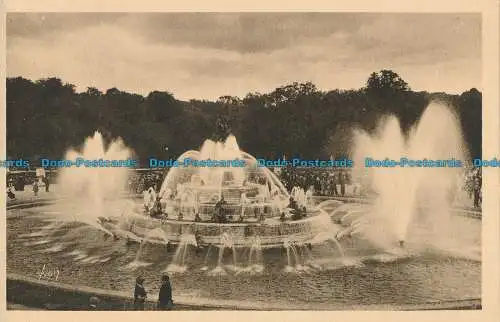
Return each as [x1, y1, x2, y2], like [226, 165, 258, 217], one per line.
[125, 209, 334, 249]
[6, 195, 481, 310]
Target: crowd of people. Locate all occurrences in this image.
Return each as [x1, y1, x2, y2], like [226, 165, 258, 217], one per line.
[278, 167, 360, 197]
[5, 165, 483, 209]
[6, 171, 52, 200]
[277, 165, 482, 208]
[128, 170, 164, 194]
[463, 166, 482, 208]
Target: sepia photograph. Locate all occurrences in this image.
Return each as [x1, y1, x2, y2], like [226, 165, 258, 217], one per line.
[3, 10, 488, 312]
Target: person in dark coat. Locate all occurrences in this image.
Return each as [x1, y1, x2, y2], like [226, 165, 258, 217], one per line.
[158, 274, 173, 310]
[7, 187, 16, 200]
[33, 181, 39, 197]
[43, 176, 50, 192]
[332, 173, 338, 196]
[339, 172, 346, 196]
[134, 276, 147, 310]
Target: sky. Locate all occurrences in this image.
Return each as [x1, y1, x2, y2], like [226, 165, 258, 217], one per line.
[6, 13, 481, 101]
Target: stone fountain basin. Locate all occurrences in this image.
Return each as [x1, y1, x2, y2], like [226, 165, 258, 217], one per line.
[6, 196, 481, 310]
[120, 212, 340, 249]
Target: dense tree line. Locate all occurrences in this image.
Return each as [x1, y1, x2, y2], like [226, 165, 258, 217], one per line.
[6, 70, 481, 167]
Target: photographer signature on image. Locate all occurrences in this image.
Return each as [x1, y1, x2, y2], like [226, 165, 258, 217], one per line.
[38, 264, 61, 281]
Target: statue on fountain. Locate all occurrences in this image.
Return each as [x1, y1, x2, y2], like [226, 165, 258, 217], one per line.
[288, 196, 298, 211]
[214, 196, 228, 223]
[143, 187, 158, 214]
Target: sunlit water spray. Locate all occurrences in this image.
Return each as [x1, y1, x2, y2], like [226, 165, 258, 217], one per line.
[57, 131, 133, 220]
[352, 102, 468, 253]
[28, 131, 137, 262]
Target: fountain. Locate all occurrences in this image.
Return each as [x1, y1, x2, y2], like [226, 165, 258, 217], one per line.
[6, 120, 481, 309]
[54, 131, 135, 229]
[128, 134, 335, 249]
[342, 102, 470, 253]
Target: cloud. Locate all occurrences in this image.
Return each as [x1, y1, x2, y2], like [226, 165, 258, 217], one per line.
[6, 13, 481, 100]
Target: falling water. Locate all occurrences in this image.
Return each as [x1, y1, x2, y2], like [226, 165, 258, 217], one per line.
[123, 228, 168, 270]
[55, 131, 133, 227]
[248, 237, 263, 266]
[331, 238, 345, 257]
[165, 234, 197, 273]
[208, 233, 237, 275]
[200, 244, 214, 271]
[352, 102, 467, 247]
[283, 239, 302, 272]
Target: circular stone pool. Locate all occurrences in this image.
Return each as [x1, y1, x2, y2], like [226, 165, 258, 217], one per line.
[6, 200, 481, 310]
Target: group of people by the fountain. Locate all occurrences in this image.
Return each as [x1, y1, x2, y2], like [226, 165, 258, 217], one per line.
[6, 173, 50, 200]
[133, 274, 173, 310]
[129, 171, 164, 194]
[463, 166, 482, 208]
[279, 167, 355, 197]
[279, 166, 483, 209]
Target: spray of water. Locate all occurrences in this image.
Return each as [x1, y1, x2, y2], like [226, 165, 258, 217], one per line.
[352, 102, 467, 247]
[56, 131, 133, 224]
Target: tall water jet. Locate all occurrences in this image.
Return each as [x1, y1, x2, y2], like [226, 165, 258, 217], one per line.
[352, 102, 467, 247]
[55, 131, 134, 229]
[157, 134, 290, 223]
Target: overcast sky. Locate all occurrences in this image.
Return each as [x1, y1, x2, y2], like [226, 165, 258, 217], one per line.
[7, 13, 481, 101]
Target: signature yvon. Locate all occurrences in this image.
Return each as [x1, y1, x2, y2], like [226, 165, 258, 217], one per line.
[38, 264, 61, 281]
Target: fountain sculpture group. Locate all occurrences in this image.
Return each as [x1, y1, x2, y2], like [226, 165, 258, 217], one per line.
[10, 102, 480, 279]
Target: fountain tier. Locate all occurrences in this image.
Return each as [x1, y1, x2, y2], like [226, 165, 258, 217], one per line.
[128, 135, 336, 247]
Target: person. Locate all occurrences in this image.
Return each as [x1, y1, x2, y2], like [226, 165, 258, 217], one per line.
[473, 176, 481, 208]
[7, 187, 16, 200]
[339, 172, 346, 196]
[158, 274, 173, 310]
[43, 176, 50, 192]
[332, 173, 338, 196]
[33, 181, 39, 197]
[134, 276, 147, 310]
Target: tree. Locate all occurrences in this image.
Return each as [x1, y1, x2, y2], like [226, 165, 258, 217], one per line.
[366, 70, 410, 94]
[459, 88, 482, 159]
[5, 76, 481, 164]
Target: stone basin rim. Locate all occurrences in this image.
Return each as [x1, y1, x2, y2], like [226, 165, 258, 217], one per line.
[6, 273, 481, 311]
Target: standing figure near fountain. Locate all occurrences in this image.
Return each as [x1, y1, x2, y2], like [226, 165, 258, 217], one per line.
[133, 276, 147, 310]
[331, 173, 339, 196]
[7, 187, 15, 199]
[158, 274, 173, 310]
[32, 180, 39, 197]
[339, 172, 346, 196]
[43, 176, 50, 192]
[473, 171, 481, 208]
